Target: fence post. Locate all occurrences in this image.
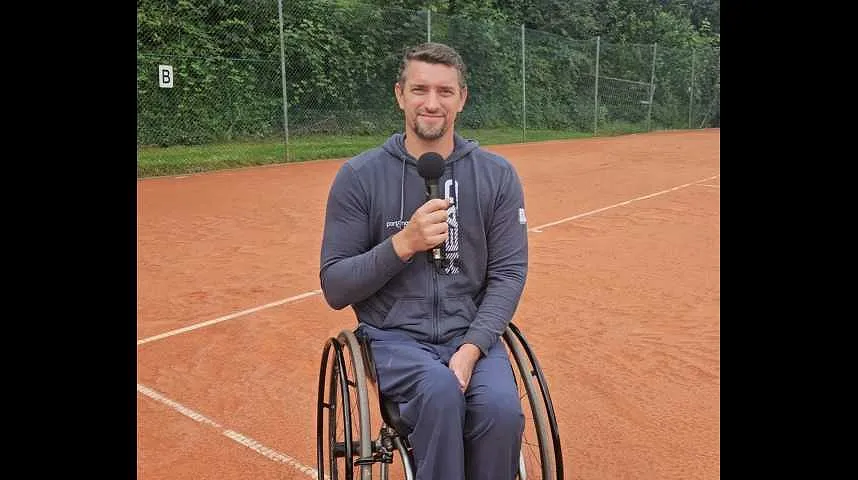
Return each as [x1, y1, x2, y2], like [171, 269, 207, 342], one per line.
[277, 0, 289, 160]
[689, 47, 695, 129]
[521, 24, 526, 142]
[427, 9, 431, 42]
[594, 35, 600, 135]
[647, 42, 657, 131]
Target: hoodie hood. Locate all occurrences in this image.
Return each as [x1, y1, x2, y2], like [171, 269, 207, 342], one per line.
[381, 131, 481, 232]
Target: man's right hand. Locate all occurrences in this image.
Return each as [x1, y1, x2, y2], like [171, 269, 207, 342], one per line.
[392, 198, 451, 261]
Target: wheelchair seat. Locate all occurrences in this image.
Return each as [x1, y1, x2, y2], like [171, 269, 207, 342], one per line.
[380, 396, 411, 439]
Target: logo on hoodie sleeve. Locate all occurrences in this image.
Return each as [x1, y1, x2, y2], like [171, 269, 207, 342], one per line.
[518, 207, 527, 224]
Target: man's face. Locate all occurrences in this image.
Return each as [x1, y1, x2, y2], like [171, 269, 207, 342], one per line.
[395, 60, 467, 141]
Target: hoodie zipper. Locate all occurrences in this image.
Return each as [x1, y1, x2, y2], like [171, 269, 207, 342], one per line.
[432, 265, 440, 343]
[432, 171, 440, 344]
[431, 169, 442, 344]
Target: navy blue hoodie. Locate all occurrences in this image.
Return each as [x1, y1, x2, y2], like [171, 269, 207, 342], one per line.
[319, 132, 528, 355]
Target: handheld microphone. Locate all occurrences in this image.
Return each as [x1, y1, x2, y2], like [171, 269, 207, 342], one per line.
[416, 152, 446, 264]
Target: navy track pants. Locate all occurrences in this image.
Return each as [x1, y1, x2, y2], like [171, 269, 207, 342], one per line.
[359, 323, 524, 480]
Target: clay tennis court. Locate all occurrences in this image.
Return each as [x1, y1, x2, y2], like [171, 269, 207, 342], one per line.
[137, 129, 720, 480]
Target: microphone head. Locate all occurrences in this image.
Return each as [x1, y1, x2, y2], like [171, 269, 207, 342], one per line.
[416, 152, 445, 180]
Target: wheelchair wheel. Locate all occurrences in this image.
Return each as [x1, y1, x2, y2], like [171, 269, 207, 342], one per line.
[317, 329, 374, 480]
[355, 329, 415, 480]
[504, 323, 564, 480]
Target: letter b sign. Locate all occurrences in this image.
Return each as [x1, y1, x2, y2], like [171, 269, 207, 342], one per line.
[158, 65, 174, 88]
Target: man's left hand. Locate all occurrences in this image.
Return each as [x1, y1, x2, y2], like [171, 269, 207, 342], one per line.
[448, 343, 482, 393]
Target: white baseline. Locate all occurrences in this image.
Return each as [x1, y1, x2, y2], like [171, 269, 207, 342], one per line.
[137, 290, 322, 346]
[528, 174, 719, 233]
[138, 384, 320, 479]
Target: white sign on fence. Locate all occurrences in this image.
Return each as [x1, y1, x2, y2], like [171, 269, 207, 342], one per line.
[158, 65, 174, 88]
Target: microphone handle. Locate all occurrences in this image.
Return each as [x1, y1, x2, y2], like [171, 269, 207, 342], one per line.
[427, 180, 441, 200]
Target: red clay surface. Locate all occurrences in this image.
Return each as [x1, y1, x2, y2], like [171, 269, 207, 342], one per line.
[137, 129, 720, 479]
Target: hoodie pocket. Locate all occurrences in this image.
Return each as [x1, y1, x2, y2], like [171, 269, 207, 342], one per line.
[383, 297, 430, 330]
[440, 295, 477, 335]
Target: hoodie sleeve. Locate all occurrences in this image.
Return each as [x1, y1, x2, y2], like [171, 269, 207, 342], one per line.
[462, 164, 529, 355]
[319, 162, 410, 310]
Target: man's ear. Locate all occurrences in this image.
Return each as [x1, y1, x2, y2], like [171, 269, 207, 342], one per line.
[394, 82, 405, 110]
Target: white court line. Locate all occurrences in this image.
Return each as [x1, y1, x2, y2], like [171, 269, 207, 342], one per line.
[528, 174, 719, 233]
[138, 384, 319, 479]
[699, 183, 720, 188]
[137, 290, 322, 345]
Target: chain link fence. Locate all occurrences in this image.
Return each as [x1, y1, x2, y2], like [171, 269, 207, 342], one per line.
[137, 0, 720, 156]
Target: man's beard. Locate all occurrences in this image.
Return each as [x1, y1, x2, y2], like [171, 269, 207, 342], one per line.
[413, 115, 447, 140]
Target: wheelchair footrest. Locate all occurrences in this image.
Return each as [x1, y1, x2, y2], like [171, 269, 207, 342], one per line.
[354, 451, 394, 466]
[354, 456, 381, 466]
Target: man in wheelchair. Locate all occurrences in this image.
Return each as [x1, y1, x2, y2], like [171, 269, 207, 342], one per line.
[319, 42, 530, 480]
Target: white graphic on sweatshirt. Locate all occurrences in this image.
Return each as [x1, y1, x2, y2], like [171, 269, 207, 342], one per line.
[443, 179, 460, 274]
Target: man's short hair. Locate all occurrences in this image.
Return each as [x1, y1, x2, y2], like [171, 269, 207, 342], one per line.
[398, 42, 467, 89]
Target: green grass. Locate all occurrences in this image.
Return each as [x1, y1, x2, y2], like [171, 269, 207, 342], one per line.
[136, 128, 598, 178]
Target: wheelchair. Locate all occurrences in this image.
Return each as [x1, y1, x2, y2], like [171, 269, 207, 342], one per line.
[316, 322, 563, 480]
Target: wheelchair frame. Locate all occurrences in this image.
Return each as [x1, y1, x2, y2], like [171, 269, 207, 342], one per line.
[316, 322, 563, 480]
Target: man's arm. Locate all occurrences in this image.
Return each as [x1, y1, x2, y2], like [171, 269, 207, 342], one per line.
[319, 163, 410, 310]
[461, 164, 529, 355]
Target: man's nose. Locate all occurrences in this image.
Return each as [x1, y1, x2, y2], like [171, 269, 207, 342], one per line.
[423, 91, 440, 110]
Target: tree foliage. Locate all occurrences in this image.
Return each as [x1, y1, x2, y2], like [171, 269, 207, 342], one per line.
[137, 0, 719, 146]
